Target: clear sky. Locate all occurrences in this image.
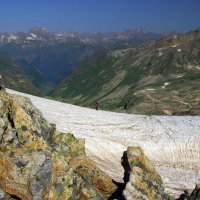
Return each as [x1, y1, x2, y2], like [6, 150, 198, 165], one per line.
[0, 0, 199, 33]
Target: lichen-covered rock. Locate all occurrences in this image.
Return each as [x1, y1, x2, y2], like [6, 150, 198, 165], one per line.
[122, 146, 167, 200]
[0, 90, 116, 199]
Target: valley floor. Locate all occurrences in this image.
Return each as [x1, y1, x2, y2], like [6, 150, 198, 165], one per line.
[7, 88, 200, 197]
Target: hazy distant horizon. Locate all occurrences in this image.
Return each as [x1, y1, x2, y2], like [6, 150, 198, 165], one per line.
[0, 26, 199, 35]
[0, 0, 199, 33]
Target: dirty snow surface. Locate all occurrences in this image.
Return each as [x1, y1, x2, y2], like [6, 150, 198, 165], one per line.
[7, 89, 200, 196]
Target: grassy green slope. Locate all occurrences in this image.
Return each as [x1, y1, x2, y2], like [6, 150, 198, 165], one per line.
[50, 28, 200, 115]
[0, 41, 102, 83]
[51, 51, 115, 96]
[0, 57, 54, 96]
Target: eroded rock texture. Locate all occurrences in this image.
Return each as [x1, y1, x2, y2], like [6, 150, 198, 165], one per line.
[0, 90, 116, 200]
[122, 147, 168, 200]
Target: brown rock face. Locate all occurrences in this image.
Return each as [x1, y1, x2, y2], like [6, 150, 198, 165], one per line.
[122, 147, 167, 200]
[0, 90, 116, 199]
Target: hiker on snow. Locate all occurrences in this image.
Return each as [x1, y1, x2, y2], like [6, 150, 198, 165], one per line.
[95, 101, 100, 111]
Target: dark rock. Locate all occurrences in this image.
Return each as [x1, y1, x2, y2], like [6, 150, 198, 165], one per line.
[15, 161, 26, 169]
[21, 125, 28, 132]
[178, 185, 200, 200]
[190, 185, 200, 200]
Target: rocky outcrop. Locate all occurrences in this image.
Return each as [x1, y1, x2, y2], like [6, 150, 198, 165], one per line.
[0, 90, 116, 199]
[177, 184, 200, 200]
[122, 147, 168, 200]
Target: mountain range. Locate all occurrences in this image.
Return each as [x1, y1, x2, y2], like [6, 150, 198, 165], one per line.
[0, 27, 160, 47]
[0, 28, 160, 91]
[51, 28, 200, 115]
[0, 27, 200, 115]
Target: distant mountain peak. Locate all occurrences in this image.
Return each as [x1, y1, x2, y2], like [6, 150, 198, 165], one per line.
[29, 27, 48, 34]
[125, 28, 150, 34]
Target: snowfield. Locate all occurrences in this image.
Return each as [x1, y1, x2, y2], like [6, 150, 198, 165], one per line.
[7, 89, 200, 197]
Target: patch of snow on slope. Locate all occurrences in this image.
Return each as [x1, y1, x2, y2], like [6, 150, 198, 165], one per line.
[171, 44, 180, 48]
[26, 37, 33, 40]
[7, 89, 200, 197]
[162, 82, 170, 89]
[146, 88, 156, 91]
[30, 33, 37, 38]
[7, 34, 18, 42]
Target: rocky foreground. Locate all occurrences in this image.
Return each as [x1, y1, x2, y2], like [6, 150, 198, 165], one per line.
[1, 87, 187, 200]
[6, 89, 200, 199]
[0, 89, 119, 199]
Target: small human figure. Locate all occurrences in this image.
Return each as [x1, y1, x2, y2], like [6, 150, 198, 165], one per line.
[95, 101, 100, 111]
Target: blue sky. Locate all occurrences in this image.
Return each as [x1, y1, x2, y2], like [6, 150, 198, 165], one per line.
[0, 0, 199, 33]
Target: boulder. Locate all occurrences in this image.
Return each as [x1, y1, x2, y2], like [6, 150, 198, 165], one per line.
[122, 146, 168, 200]
[0, 91, 116, 199]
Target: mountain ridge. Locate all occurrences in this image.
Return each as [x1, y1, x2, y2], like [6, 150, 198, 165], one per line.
[0, 27, 199, 115]
[50, 27, 200, 115]
[0, 27, 160, 83]
[0, 27, 160, 47]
